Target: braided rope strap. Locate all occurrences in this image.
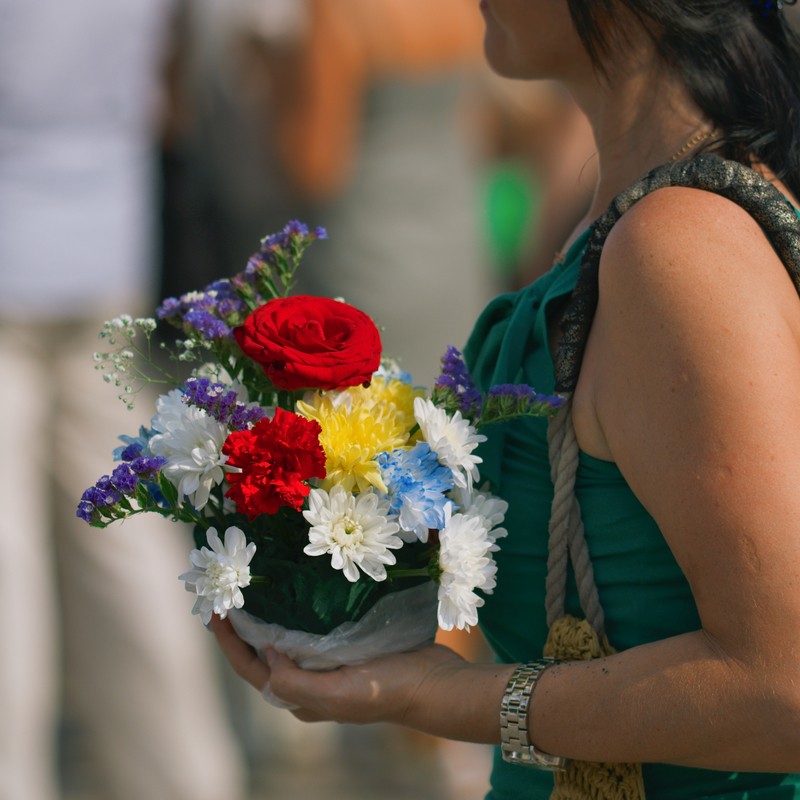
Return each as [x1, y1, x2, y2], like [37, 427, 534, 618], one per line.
[544, 154, 800, 800]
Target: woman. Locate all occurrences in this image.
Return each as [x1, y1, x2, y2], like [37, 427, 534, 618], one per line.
[212, 2, 800, 797]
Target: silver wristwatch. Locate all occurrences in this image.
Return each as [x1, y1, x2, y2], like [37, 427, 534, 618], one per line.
[499, 659, 567, 770]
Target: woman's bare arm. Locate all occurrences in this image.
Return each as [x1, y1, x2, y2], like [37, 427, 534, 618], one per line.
[532, 186, 800, 770]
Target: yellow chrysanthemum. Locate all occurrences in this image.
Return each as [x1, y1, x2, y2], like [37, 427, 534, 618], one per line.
[296, 387, 414, 493]
[358, 377, 426, 434]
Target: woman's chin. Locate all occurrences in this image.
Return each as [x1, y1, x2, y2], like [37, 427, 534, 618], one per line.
[482, 44, 547, 81]
[482, 35, 523, 78]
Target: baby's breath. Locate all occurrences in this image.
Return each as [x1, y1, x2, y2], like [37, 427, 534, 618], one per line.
[93, 315, 178, 407]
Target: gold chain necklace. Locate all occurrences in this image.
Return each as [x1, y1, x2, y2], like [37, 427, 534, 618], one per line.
[669, 128, 718, 162]
[553, 128, 719, 265]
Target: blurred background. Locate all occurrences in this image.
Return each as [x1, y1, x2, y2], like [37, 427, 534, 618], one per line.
[0, 0, 597, 798]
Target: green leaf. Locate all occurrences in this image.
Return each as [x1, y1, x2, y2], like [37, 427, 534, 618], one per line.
[189, 509, 431, 635]
[158, 473, 179, 508]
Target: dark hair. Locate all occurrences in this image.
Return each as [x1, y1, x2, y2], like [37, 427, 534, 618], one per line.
[566, 0, 800, 201]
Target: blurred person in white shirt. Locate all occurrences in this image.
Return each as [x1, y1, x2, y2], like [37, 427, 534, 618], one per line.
[0, 1, 247, 798]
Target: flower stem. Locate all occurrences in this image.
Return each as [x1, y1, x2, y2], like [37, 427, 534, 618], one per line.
[386, 568, 432, 580]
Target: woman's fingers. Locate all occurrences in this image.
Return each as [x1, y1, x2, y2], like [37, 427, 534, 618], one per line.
[266, 643, 464, 726]
[209, 616, 271, 690]
[265, 648, 350, 719]
[209, 622, 469, 731]
[207, 620, 338, 711]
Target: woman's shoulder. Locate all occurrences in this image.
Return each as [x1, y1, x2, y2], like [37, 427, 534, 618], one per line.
[579, 178, 800, 558]
[599, 183, 799, 317]
[605, 183, 777, 265]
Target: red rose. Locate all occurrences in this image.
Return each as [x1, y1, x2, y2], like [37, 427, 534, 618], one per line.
[233, 295, 382, 391]
[222, 408, 326, 518]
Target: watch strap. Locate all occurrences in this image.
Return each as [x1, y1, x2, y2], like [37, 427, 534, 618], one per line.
[499, 659, 567, 770]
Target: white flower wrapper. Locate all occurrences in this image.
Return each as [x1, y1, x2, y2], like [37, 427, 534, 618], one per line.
[226, 581, 438, 708]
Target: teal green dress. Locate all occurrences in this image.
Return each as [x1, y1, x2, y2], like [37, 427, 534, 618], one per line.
[463, 227, 800, 799]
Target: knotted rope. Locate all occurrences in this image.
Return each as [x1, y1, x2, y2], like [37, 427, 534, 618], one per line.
[546, 397, 604, 636]
[545, 396, 643, 800]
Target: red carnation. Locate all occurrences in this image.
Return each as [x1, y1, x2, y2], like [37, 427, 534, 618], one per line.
[233, 295, 382, 391]
[222, 408, 326, 518]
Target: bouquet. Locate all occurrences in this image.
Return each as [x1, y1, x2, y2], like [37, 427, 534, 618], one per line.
[78, 221, 564, 677]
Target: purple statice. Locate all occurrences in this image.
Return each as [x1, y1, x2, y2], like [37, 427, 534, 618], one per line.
[182, 377, 266, 431]
[112, 426, 153, 461]
[262, 219, 325, 249]
[77, 476, 122, 523]
[228, 404, 267, 431]
[206, 279, 235, 295]
[183, 309, 231, 340]
[205, 280, 247, 316]
[157, 280, 246, 340]
[76, 501, 96, 523]
[482, 383, 566, 423]
[262, 219, 311, 250]
[257, 220, 327, 263]
[377, 442, 455, 543]
[119, 442, 143, 461]
[110, 463, 138, 494]
[129, 455, 168, 508]
[77, 454, 167, 524]
[238, 221, 325, 296]
[83, 476, 122, 507]
[433, 346, 483, 420]
[159, 222, 325, 339]
[129, 455, 168, 507]
[215, 296, 245, 319]
[242, 253, 263, 281]
[156, 296, 182, 321]
[129, 455, 167, 477]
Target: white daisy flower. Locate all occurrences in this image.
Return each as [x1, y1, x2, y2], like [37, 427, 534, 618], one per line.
[413, 397, 486, 492]
[449, 484, 509, 550]
[148, 388, 229, 509]
[179, 526, 256, 625]
[436, 507, 498, 631]
[303, 485, 403, 582]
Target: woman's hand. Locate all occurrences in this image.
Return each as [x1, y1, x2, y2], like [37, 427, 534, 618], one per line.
[210, 616, 275, 695]
[210, 616, 514, 741]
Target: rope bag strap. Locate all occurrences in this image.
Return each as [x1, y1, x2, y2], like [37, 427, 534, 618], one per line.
[547, 152, 800, 633]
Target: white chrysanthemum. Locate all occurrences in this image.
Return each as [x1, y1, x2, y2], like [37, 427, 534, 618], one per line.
[436, 507, 498, 631]
[179, 526, 256, 625]
[413, 397, 486, 492]
[149, 388, 229, 509]
[449, 484, 509, 551]
[303, 485, 402, 582]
